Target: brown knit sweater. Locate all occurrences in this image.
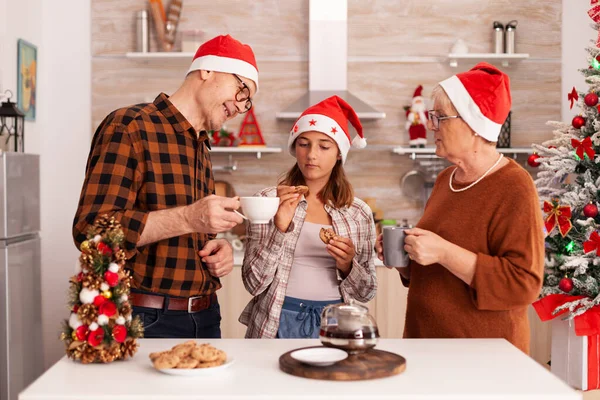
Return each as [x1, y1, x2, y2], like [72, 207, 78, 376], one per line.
[403, 158, 544, 354]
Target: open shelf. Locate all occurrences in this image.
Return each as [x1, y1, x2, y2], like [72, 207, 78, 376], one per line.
[447, 53, 530, 68]
[392, 146, 532, 159]
[210, 146, 282, 160]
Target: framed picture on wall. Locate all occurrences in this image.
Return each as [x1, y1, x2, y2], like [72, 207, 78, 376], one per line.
[17, 39, 37, 121]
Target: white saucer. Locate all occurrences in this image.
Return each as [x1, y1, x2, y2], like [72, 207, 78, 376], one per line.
[155, 357, 235, 376]
[290, 348, 348, 367]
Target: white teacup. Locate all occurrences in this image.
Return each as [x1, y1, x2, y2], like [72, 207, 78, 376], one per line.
[239, 196, 280, 224]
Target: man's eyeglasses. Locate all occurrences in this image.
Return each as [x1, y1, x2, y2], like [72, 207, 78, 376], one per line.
[427, 110, 461, 130]
[233, 74, 252, 113]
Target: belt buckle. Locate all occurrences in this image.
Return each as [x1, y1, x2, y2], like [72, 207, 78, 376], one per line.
[187, 295, 203, 313]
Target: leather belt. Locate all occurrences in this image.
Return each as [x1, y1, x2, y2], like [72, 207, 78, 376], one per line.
[130, 292, 216, 313]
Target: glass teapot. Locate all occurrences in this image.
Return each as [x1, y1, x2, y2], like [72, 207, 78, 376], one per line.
[319, 300, 379, 353]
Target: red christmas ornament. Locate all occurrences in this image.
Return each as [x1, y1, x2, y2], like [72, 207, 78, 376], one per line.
[88, 328, 105, 347]
[572, 115, 586, 129]
[527, 153, 541, 167]
[104, 271, 119, 287]
[99, 300, 117, 317]
[585, 92, 599, 107]
[97, 242, 112, 256]
[112, 325, 127, 343]
[73, 304, 80, 313]
[584, 202, 599, 218]
[558, 277, 574, 293]
[76, 272, 84, 282]
[93, 295, 106, 307]
[75, 325, 89, 341]
[548, 145, 557, 149]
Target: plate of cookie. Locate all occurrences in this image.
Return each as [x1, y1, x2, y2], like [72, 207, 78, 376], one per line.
[150, 341, 234, 376]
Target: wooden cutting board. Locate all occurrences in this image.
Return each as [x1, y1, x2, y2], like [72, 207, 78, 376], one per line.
[279, 346, 406, 381]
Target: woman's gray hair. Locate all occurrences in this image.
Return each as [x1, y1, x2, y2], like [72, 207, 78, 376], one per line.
[430, 85, 457, 114]
[431, 84, 495, 145]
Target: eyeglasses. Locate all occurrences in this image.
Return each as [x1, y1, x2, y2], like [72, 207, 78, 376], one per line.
[427, 110, 461, 130]
[232, 74, 252, 113]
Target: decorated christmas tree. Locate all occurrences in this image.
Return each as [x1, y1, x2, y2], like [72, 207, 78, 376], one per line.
[532, 23, 600, 319]
[60, 215, 143, 364]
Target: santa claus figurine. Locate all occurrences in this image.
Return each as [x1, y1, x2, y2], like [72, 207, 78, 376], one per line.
[404, 85, 428, 148]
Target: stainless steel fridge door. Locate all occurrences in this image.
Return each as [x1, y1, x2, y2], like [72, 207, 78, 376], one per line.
[0, 153, 40, 240]
[0, 235, 42, 400]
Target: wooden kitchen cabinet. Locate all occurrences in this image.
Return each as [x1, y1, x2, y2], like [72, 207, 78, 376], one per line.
[217, 266, 551, 366]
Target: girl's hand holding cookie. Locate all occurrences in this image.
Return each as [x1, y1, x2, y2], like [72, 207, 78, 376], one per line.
[274, 185, 302, 233]
[327, 235, 356, 276]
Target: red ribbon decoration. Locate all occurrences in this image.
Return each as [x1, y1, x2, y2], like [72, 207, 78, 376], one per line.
[533, 294, 600, 390]
[571, 136, 596, 160]
[584, 231, 600, 255]
[589, 5, 600, 47]
[568, 87, 578, 109]
[544, 201, 573, 237]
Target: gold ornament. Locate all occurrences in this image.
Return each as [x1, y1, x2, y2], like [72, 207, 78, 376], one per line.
[80, 240, 91, 253]
[71, 331, 77, 340]
[81, 345, 97, 364]
[102, 290, 112, 299]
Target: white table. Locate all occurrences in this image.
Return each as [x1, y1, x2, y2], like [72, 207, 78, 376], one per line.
[20, 338, 581, 400]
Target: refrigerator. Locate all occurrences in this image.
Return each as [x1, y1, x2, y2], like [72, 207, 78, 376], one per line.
[0, 153, 42, 400]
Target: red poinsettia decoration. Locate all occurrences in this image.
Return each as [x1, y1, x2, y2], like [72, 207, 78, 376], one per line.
[112, 325, 127, 343]
[88, 328, 105, 347]
[543, 200, 573, 237]
[104, 271, 119, 287]
[97, 242, 113, 256]
[99, 301, 117, 317]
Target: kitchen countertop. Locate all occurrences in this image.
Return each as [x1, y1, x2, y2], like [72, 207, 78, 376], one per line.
[20, 338, 580, 400]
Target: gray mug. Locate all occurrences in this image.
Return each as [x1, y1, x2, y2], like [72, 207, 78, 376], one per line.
[383, 226, 409, 267]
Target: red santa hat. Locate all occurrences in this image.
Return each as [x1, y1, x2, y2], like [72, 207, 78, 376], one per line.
[412, 85, 424, 103]
[439, 62, 511, 142]
[288, 96, 366, 164]
[187, 34, 259, 92]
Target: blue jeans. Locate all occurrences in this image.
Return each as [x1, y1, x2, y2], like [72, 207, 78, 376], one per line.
[277, 296, 341, 339]
[132, 290, 222, 339]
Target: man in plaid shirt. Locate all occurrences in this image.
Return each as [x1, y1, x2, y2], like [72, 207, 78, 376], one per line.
[73, 35, 258, 338]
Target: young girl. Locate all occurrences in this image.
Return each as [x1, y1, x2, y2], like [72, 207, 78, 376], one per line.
[239, 96, 377, 338]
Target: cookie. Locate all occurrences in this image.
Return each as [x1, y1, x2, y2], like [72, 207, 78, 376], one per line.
[176, 357, 199, 369]
[294, 185, 309, 196]
[196, 359, 226, 368]
[319, 227, 336, 244]
[191, 344, 220, 362]
[153, 354, 180, 370]
[149, 350, 169, 362]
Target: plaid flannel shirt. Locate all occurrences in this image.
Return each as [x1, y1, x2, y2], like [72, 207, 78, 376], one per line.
[239, 187, 377, 338]
[73, 93, 218, 298]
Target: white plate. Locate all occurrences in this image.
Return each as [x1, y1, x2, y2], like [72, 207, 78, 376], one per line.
[155, 357, 235, 376]
[290, 348, 348, 367]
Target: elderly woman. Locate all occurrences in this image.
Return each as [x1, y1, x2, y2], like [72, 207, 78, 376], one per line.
[376, 63, 544, 354]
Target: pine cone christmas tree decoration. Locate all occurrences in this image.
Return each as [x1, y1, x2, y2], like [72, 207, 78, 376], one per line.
[81, 346, 97, 364]
[62, 215, 143, 364]
[119, 303, 132, 317]
[121, 339, 138, 359]
[82, 273, 103, 291]
[77, 304, 98, 326]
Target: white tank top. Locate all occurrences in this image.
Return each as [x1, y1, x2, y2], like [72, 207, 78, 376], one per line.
[285, 221, 341, 301]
